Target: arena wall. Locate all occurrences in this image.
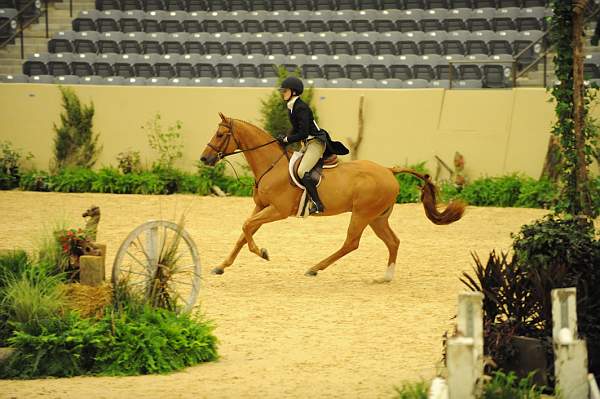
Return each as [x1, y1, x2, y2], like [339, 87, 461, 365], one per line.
[1, 84, 593, 179]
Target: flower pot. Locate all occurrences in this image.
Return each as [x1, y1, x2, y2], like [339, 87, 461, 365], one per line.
[506, 335, 549, 387]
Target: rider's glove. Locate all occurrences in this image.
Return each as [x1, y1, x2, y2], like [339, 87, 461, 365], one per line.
[277, 135, 288, 145]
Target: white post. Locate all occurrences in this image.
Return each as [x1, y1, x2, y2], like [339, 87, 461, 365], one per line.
[447, 337, 476, 399]
[552, 287, 578, 340]
[457, 292, 484, 377]
[552, 287, 589, 399]
[446, 292, 484, 399]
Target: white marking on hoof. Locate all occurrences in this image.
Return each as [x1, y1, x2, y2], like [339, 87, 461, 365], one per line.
[371, 263, 396, 284]
[383, 263, 395, 282]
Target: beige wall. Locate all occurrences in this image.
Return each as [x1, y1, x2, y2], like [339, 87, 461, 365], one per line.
[0, 84, 592, 179]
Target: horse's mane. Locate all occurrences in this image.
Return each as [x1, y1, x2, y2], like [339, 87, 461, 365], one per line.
[233, 118, 293, 155]
[232, 118, 270, 137]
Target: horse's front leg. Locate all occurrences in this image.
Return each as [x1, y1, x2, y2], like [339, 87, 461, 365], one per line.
[242, 205, 287, 259]
[212, 205, 263, 275]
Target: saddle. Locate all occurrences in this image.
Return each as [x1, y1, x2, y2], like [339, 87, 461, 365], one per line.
[288, 151, 339, 218]
[289, 151, 339, 188]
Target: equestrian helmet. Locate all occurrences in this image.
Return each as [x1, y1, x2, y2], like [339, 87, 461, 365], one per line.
[280, 76, 304, 95]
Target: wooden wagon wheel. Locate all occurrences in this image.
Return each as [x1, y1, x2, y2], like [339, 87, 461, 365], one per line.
[112, 220, 201, 313]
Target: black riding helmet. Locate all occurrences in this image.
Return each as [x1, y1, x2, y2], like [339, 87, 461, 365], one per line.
[279, 76, 304, 96]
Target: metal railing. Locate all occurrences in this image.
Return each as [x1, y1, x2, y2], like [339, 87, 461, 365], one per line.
[513, 3, 600, 86]
[0, 0, 49, 58]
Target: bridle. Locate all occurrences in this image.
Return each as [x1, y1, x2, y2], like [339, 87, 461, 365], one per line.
[205, 119, 289, 188]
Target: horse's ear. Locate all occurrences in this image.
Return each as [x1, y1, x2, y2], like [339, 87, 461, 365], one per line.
[219, 112, 226, 121]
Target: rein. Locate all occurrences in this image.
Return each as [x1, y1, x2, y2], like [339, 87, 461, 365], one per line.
[207, 120, 289, 188]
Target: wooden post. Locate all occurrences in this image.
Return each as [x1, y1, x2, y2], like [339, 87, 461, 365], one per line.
[79, 243, 106, 286]
[552, 287, 589, 399]
[572, 0, 593, 215]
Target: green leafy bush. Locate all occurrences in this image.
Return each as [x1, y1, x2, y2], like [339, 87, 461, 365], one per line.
[95, 305, 218, 375]
[1, 305, 218, 378]
[1, 312, 107, 378]
[459, 175, 523, 207]
[481, 371, 543, 399]
[0, 141, 32, 190]
[49, 167, 96, 193]
[19, 170, 50, 192]
[395, 162, 430, 204]
[0, 250, 32, 346]
[514, 178, 557, 209]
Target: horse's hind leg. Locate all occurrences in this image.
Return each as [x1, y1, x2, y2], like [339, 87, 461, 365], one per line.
[369, 208, 400, 283]
[305, 212, 371, 276]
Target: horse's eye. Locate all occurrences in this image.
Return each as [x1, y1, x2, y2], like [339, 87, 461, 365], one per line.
[216, 133, 223, 138]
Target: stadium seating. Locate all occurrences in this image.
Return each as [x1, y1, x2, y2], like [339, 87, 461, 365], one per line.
[6, 0, 556, 87]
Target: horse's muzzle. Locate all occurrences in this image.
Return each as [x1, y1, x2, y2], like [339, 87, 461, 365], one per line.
[200, 155, 217, 166]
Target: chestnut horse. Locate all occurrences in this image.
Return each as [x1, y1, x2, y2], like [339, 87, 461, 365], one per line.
[200, 113, 465, 281]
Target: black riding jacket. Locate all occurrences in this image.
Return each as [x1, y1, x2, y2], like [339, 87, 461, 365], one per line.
[286, 97, 320, 144]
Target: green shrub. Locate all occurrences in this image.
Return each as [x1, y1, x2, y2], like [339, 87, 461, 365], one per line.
[0, 268, 66, 335]
[514, 177, 557, 209]
[392, 381, 428, 399]
[0, 250, 31, 346]
[2, 304, 218, 378]
[481, 371, 543, 399]
[459, 175, 523, 207]
[0, 250, 30, 289]
[95, 305, 218, 375]
[395, 162, 430, 204]
[91, 167, 122, 193]
[53, 86, 102, 170]
[49, 167, 96, 193]
[0, 141, 32, 190]
[1, 311, 108, 378]
[19, 170, 50, 191]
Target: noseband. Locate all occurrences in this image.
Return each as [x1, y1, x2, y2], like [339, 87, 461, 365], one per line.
[205, 119, 288, 188]
[206, 121, 244, 161]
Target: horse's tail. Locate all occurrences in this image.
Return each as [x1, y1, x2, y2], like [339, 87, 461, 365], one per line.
[389, 167, 465, 225]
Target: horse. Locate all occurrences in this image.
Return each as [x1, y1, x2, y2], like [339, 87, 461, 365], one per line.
[200, 113, 465, 281]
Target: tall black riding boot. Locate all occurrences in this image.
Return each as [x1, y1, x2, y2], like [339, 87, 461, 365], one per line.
[301, 173, 325, 214]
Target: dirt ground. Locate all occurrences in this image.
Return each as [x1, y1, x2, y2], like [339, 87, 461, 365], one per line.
[0, 191, 549, 399]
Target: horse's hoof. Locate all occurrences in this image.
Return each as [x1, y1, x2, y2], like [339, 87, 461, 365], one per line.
[211, 268, 224, 275]
[260, 248, 270, 261]
[305, 270, 318, 277]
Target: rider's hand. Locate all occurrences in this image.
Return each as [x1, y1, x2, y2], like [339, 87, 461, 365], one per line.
[277, 135, 288, 145]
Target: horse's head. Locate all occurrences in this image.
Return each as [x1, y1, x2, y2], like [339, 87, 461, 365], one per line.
[200, 112, 239, 166]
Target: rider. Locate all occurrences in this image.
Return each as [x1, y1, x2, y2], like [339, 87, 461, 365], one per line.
[276, 76, 338, 214]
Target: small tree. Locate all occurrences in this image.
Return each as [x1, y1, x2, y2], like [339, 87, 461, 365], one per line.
[260, 66, 318, 139]
[142, 112, 184, 170]
[52, 86, 101, 170]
